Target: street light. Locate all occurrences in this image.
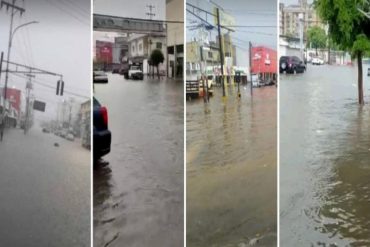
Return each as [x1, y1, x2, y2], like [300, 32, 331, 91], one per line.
[11, 21, 39, 42]
[3, 21, 38, 107]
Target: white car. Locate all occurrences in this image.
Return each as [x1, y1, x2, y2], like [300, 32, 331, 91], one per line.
[128, 66, 144, 80]
[66, 133, 75, 141]
[93, 71, 108, 83]
[312, 57, 324, 65]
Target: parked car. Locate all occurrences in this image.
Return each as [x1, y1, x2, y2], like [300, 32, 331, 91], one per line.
[93, 71, 108, 83]
[66, 133, 75, 141]
[128, 65, 144, 80]
[312, 57, 324, 65]
[93, 97, 111, 161]
[112, 68, 120, 74]
[280, 56, 306, 74]
[60, 130, 68, 138]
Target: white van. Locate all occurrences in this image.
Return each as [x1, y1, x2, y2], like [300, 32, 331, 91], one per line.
[251, 74, 262, 88]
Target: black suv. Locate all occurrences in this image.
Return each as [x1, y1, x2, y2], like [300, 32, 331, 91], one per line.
[280, 56, 306, 74]
[93, 97, 111, 161]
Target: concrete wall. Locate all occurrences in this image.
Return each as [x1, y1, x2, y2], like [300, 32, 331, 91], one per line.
[166, 0, 184, 47]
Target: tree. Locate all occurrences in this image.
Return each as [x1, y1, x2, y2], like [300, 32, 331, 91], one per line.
[150, 49, 164, 79]
[315, 0, 370, 104]
[307, 26, 327, 55]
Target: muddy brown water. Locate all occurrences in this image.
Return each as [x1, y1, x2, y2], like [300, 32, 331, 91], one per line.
[187, 85, 277, 247]
[280, 64, 370, 246]
[94, 74, 184, 247]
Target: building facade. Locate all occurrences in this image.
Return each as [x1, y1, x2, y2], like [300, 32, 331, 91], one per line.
[251, 46, 277, 82]
[280, 0, 324, 39]
[126, 34, 167, 75]
[166, 0, 184, 79]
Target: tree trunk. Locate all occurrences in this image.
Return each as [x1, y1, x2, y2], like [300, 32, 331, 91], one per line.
[357, 52, 364, 105]
[157, 65, 160, 79]
[315, 46, 318, 56]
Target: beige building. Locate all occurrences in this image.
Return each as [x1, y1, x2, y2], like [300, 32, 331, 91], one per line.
[280, 0, 324, 39]
[166, 0, 184, 78]
[127, 34, 167, 74]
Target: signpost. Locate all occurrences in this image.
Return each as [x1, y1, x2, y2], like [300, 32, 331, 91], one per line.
[33, 100, 46, 112]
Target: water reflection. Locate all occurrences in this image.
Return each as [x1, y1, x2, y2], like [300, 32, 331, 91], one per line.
[280, 64, 370, 246]
[187, 86, 277, 246]
[94, 76, 183, 247]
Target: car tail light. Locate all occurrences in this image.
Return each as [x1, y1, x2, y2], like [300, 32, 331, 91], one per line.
[100, 106, 108, 126]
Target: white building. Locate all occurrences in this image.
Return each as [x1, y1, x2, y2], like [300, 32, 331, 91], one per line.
[127, 34, 167, 75]
[166, 0, 184, 78]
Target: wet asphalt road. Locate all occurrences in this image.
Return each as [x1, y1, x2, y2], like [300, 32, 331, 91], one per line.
[0, 127, 91, 246]
[280, 64, 370, 246]
[187, 84, 277, 246]
[93, 74, 184, 247]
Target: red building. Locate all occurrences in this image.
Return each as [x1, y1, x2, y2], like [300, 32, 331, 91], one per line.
[251, 46, 277, 81]
[1, 87, 21, 113]
[96, 40, 113, 64]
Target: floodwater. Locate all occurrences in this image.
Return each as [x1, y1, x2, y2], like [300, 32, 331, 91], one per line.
[0, 127, 91, 246]
[280, 64, 370, 246]
[94, 74, 184, 247]
[187, 85, 277, 246]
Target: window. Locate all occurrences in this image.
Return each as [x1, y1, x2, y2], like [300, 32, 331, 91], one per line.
[138, 43, 143, 52]
[176, 44, 184, 53]
[156, 42, 162, 49]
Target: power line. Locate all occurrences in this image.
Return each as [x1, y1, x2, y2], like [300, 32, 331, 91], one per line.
[60, 0, 90, 16]
[43, 0, 89, 26]
[10, 72, 89, 99]
[226, 25, 277, 28]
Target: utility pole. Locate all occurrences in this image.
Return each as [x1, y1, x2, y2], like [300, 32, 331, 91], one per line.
[0, 52, 3, 83]
[1, 0, 25, 103]
[298, 13, 304, 61]
[216, 8, 225, 97]
[249, 41, 253, 96]
[146, 2, 155, 78]
[24, 71, 34, 134]
[0, 52, 3, 110]
[146, 4, 155, 20]
[68, 98, 74, 130]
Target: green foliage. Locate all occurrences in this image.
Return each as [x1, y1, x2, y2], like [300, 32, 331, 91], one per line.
[315, 0, 370, 53]
[307, 26, 327, 49]
[352, 34, 370, 57]
[315, 0, 370, 104]
[150, 49, 164, 66]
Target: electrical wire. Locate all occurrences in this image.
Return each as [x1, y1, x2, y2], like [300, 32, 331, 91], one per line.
[43, 0, 90, 26]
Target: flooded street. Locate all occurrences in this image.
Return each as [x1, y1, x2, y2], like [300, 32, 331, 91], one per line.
[187, 85, 277, 246]
[280, 64, 370, 246]
[93, 74, 184, 247]
[0, 127, 90, 246]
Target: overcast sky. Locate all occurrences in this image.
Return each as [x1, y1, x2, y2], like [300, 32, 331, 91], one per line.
[0, 0, 91, 123]
[93, 0, 166, 47]
[94, 0, 165, 20]
[187, 0, 277, 67]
